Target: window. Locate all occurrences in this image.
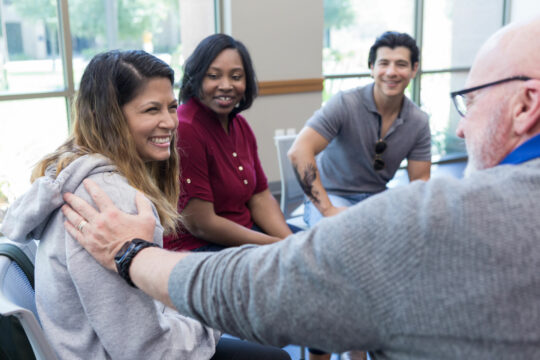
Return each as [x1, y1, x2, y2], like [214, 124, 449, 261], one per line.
[323, 0, 414, 99]
[323, 0, 508, 160]
[422, 0, 504, 157]
[0, 0, 216, 226]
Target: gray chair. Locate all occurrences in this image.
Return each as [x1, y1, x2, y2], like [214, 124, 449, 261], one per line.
[0, 238, 58, 360]
[274, 134, 308, 230]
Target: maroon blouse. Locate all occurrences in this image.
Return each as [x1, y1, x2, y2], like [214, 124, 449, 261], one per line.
[164, 98, 268, 251]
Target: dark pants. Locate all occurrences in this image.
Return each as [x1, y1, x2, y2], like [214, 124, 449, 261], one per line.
[211, 338, 291, 360]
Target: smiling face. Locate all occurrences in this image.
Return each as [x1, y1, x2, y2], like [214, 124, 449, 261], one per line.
[199, 48, 246, 124]
[122, 77, 178, 162]
[370, 46, 418, 101]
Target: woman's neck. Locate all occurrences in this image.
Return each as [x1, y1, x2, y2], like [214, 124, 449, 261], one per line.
[218, 114, 229, 133]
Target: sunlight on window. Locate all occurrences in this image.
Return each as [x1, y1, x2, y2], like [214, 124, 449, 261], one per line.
[0, 0, 216, 226]
[0, 98, 68, 223]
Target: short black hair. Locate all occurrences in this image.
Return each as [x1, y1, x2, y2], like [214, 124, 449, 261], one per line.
[179, 34, 258, 118]
[368, 31, 420, 68]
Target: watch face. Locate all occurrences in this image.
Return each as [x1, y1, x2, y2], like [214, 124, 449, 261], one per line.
[114, 239, 158, 288]
[115, 241, 133, 262]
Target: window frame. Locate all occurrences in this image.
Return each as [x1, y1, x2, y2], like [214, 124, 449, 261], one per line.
[0, 0, 221, 132]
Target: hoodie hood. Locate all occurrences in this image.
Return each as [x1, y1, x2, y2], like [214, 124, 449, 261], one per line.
[1, 154, 116, 244]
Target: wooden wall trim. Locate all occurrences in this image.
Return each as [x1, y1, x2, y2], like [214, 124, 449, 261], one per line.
[257, 78, 324, 96]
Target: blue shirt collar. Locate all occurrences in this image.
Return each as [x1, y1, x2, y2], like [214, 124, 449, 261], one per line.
[499, 133, 540, 165]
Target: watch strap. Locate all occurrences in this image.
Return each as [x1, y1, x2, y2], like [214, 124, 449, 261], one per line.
[114, 238, 159, 288]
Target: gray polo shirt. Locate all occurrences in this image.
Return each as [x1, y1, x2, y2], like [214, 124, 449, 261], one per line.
[306, 83, 431, 195]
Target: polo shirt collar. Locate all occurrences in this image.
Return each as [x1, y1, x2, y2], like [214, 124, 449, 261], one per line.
[362, 82, 411, 122]
[499, 133, 540, 165]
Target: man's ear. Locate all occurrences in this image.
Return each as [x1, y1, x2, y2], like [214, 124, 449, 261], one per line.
[512, 80, 540, 135]
[411, 62, 419, 78]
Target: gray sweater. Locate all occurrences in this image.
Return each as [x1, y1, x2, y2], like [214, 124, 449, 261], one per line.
[169, 158, 540, 359]
[1, 154, 220, 360]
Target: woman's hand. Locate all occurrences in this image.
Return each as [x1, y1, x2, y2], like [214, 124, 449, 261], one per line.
[62, 178, 156, 271]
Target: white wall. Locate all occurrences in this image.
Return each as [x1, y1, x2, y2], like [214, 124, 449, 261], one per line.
[222, 0, 324, 183]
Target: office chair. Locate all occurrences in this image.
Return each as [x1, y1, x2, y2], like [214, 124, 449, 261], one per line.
[0, 239, 58, 360]
[274, 134, 308, 231]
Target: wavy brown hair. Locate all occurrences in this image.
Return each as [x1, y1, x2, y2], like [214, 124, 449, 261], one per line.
[32, 50, 180, 233]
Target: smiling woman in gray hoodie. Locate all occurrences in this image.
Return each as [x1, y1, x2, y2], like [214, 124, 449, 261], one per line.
[1, 50, 223, 359]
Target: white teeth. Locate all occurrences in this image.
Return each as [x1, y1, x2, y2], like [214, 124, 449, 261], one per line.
[150, 137, 170, 144]
[218, 96, 232, 101]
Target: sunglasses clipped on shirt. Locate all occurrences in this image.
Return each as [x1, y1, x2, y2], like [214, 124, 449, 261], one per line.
[373, 139, 387, 171]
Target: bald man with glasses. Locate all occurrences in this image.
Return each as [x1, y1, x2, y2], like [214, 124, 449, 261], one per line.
[61, 17, 540, 360]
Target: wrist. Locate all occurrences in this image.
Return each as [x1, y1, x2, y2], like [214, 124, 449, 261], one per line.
[114, 239, 159, 288]
[319, 203, 334, 216]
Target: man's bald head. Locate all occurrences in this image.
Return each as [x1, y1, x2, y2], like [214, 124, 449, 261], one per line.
[468, 16, 540, 87]
[457, 16, 540, 176]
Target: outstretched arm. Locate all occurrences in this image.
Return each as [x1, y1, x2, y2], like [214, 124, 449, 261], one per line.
[288, 127, 346, 217]
[63, 177, 426, 352]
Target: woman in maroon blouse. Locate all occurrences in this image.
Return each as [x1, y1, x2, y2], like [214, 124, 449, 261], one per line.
[164, 34, 295, 251]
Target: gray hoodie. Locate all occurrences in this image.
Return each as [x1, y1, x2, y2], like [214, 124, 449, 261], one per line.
[1, 154, 220, 360]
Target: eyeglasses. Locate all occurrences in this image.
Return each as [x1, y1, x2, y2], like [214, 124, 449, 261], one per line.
[373, 139, 387, 171]
[450, 75, 531, 117]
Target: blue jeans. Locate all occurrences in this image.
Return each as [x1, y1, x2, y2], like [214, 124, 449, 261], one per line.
[303, 193, 374, 227]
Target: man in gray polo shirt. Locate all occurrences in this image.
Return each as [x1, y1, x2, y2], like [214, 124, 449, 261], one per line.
[289, 31, 431, 227]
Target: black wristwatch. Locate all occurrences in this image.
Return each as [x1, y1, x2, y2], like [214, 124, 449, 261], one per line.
[114, 238, 159, 288]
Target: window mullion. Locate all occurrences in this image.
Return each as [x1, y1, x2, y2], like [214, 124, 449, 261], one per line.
[412, 0, 423, 106]
[57, 0, 75, 132]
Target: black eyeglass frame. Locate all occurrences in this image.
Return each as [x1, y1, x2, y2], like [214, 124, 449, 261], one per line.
[450, 75, 531, 117]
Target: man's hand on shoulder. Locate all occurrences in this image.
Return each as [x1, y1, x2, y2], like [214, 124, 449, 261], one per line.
[61, 178, 156, 271]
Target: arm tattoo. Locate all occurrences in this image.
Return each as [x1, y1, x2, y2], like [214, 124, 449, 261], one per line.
[293, 163, 320, 205]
